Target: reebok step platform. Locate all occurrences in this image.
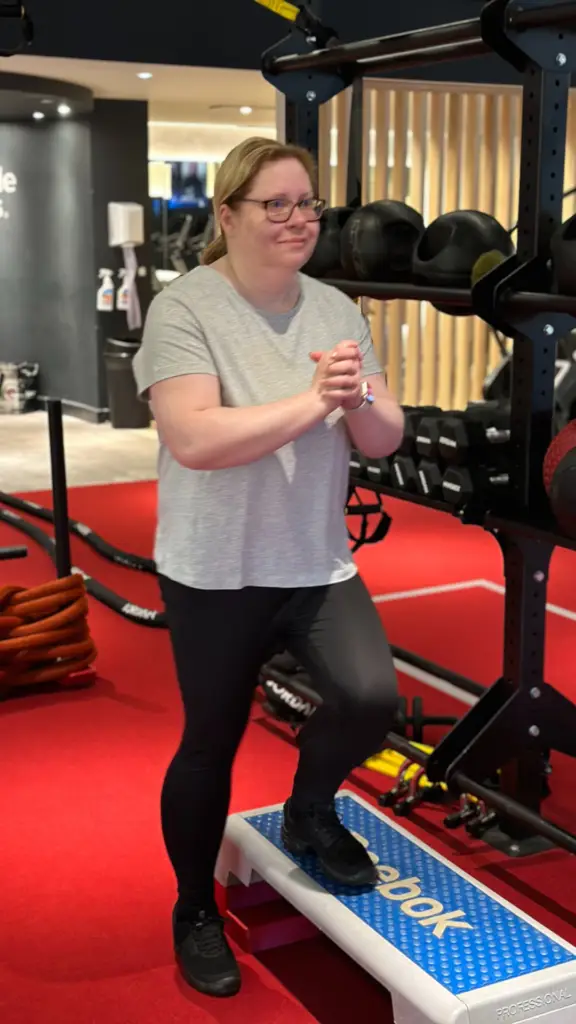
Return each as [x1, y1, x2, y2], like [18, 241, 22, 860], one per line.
[216, 790, 576, 1024]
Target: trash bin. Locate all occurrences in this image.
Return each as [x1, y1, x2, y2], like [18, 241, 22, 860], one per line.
[103, 337, 150, 429]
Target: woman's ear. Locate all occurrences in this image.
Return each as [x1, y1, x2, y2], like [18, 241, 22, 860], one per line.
[218, 203, 233, 236]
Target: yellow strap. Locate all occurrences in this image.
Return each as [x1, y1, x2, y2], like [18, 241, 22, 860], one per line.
[254, 0, 299, 22]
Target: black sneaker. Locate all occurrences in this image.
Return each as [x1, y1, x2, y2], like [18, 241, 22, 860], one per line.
[282, 798, 379, 887]
[173, 907, 241, 997]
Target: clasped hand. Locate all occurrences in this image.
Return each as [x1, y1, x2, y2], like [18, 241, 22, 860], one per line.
[310, 341, 363, 412]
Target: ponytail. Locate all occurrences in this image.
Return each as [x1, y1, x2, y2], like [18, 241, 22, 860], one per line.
[201, 233, 227, 266]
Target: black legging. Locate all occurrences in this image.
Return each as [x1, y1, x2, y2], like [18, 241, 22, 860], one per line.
[159, 572, 398, 908]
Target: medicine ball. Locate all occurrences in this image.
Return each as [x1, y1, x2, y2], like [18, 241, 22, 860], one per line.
[412, 210, 515, 316]
[550, 214, 576, 296]
[543, 420, 576, 538]
[302, 206, 354, 279]
[340, 200, 425, 282]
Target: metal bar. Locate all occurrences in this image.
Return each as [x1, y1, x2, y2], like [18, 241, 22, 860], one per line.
[492, 61, 572, 825]
[267, 4, 576, 76]
[385, 732, 576, 856]
[391, 646, 485, 698]
[508, 1, 576, 30]
[0, 545, 27, 560]
[346, 78, 363, 206]
[268, 18, 482, 73]
[323, 279, 576, 315]
[356, 39, 488, 77]
[47, 398, 72, 579]
[285, 98, 320, 164]
[452, 770, 576, 855]
[386, 731, 429, 766]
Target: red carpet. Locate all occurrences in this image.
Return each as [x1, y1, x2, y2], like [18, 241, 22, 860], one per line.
[1, 482, 575, 1024]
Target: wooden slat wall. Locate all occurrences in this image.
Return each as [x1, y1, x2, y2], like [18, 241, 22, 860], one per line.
[320, 82, 576, 409]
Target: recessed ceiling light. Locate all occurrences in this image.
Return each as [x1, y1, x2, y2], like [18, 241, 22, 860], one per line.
[137, 72, 153, 80]
[33, 111, 45, 121]
[239, 105, 253, 115]
[57, 104, 72, 116]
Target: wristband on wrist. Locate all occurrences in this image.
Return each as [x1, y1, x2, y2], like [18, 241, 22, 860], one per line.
[349, 381, 375, 412]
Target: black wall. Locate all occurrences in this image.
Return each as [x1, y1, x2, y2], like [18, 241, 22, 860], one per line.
[90, 99, 153, 409]
[0, 101, 153, 420]
[24, 0, 521, 86]
[0, 119, 99, 411]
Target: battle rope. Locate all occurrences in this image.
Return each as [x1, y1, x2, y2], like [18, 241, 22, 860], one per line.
[0, 490, 155, 574]
[0, 575, 97, 688]
[0, 508, 167, 628]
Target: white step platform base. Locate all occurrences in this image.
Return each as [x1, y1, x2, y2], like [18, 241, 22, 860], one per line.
[216, 789, 576, 1024]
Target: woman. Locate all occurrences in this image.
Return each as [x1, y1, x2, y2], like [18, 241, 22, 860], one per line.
[133, 137, 404, 998]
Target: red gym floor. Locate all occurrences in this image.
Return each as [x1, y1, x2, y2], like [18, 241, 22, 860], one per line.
[0, 482, 575, 1024]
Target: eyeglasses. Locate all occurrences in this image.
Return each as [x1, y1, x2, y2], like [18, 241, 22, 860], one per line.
[239, 196, 326, 223]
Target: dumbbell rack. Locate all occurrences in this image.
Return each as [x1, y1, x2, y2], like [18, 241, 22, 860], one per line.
[265, 0, 576, 856]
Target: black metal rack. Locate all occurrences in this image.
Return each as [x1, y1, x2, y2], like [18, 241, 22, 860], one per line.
[263, 0, 576, 856]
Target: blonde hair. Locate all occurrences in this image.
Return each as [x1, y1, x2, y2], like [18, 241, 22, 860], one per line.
[201, 137, 317, 265]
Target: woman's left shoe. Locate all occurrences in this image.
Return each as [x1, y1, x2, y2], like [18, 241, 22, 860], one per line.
[281, 798, 379, 887]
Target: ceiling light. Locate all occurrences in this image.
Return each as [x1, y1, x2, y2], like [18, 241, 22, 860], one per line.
[137, 72, 153, 80]
[32, 111, 45, 121]
[239, 105, 253, 115]
[57, 104, 72, 117]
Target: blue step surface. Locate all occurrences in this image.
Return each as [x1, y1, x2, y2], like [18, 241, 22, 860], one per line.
[245, 794, 575, 997]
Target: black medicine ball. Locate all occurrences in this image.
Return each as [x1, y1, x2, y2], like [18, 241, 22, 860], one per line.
[550, 214, 576, 296]
[412, 210, 515, 315]
[302, 206, 354, 279]
[340, 200, 425, 282]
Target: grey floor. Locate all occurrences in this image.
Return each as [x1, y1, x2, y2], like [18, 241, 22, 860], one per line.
[0, 411, 159, 493]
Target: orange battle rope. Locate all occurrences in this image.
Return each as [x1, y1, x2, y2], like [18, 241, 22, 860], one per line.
[0, 575, 97, 689]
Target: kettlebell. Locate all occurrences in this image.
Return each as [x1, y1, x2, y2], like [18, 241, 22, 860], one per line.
[340, 199, 425, 282]
[550, 214, 576, 295]
[412, 210, 515, 316]
[302, 206, 354, 279]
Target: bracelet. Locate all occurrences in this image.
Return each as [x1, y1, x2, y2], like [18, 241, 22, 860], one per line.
[349, 381, 375, 411]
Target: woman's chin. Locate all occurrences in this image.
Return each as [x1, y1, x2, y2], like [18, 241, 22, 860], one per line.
[278, 246, 315, 270]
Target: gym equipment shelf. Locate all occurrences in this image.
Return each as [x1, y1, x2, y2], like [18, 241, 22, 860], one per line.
[266, 0, 576, 858]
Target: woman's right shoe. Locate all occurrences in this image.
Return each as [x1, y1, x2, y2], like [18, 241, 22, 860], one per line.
[173, 907, 242, 997]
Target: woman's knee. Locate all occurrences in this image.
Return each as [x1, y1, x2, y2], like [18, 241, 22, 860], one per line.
[333, 661, 399, 723]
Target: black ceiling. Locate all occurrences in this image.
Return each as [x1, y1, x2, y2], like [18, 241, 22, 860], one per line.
[0, 72, 93, 122]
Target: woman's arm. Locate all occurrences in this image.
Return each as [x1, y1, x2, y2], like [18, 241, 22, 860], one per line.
[150, 374, 330, 470]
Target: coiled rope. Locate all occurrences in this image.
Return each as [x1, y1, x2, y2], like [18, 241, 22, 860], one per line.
[0, 575, 97, 689]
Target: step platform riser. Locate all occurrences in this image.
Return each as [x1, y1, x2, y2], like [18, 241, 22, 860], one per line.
[216, 790, 576, 1024]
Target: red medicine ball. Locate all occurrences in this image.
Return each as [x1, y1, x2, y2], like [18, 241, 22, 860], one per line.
[543, 420, 576, 538]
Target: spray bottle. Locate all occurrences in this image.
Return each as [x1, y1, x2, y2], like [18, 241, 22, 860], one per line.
[96, 269, 115, 312]
[116, 269, 130, 311]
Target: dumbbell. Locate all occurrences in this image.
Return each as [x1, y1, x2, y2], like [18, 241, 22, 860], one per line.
[441, 464, 510, 506]
[397, 406, 442, 457]
[349, 449, 365, 478]
[416, 459, 444, 499]
[415, 410, 457, 461]
[365, 457, 392, 486]
[438, 402, 510, 466]
[391, 454, 419, 493]
[395, 695, 457, 743]
[350, 449, 392, 487]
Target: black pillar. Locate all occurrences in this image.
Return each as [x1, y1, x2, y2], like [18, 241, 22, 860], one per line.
[89, 99, 154, 411]
[0, 86, 153, 422]
[0, 117, 100, 414]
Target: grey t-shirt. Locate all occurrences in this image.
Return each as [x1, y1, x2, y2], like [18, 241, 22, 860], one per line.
[133, 265, 381, 590]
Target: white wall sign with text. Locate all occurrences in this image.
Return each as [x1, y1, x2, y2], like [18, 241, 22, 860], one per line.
[0, 167, 18, 220]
